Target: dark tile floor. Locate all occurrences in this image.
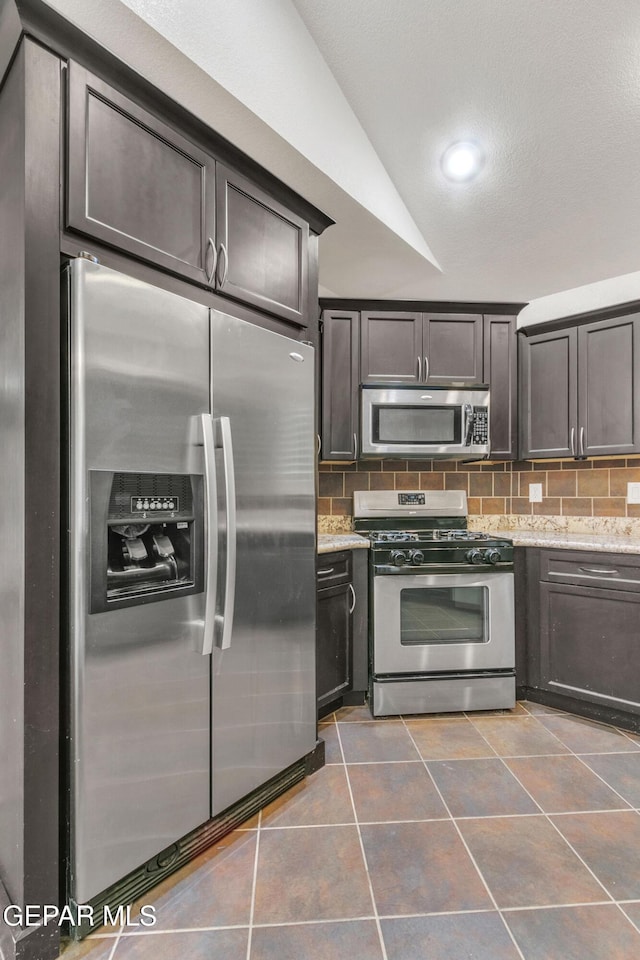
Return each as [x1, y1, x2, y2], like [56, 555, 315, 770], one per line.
[62, 701, 640, 960]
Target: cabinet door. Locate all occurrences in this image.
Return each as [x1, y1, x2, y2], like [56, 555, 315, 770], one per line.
[215, 164, 309, 325]
[484, 316, 517, 459]
[539, 581, 640, 713]
[66, 62, 216, 285]
[321, 311, 360, 460]
[519, 327, 578, 458]
[360, 312, 422, 383]
[423, 314, 483, 384]
[317, 582, 352, 710]
[578, 314, 640, 456]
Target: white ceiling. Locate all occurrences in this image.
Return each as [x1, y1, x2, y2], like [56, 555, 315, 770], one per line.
[293, 0, 640, 302]
[46, 0, 640, 305]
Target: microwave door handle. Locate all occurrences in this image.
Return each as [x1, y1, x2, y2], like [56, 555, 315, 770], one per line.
[463, 403, 474, 446]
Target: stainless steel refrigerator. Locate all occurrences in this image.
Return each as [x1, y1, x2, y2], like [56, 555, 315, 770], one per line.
[65, 258, 316, 908]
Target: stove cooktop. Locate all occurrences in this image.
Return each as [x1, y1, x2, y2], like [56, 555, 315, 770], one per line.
[368, 529, 496, 545]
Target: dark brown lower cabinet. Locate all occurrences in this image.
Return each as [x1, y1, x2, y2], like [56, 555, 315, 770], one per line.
[317, 579, 352, 713]
[316, 549, 368, 717]
[526, 549, 640, 729]
[540, 581, 640, 711]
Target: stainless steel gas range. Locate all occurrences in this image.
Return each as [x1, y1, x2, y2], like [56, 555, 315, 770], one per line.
[354, 490, 515, 717]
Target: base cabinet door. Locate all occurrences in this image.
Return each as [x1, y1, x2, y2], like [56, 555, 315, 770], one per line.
[539, 580, 640, 713]
[317, 551, 353, 714]
[317, 582, 352, 712]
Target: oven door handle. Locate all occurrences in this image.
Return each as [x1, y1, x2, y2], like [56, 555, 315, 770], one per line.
[374, 563, 513, 576]
[463, 403, 474, 446]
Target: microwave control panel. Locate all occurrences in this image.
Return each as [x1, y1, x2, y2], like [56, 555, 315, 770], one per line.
[472, 408, 489, 444]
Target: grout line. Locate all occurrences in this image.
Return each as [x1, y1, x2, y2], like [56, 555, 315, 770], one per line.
[105, 925, 124, 959]
[499, 900, 620, 913]
[335, 719, 389, 960]
[245, 808, 262, 960]
[618, 904, 640, 934]
[401, 718, 528, 960]
[482, 720, 624, 904]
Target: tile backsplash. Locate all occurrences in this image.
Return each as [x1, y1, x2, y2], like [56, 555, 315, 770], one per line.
[318, 456, 640, 526]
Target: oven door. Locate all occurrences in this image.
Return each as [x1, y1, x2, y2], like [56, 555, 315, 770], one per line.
[372, 570, 514, 675]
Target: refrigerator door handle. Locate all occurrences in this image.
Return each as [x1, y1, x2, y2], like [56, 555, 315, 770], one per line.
[200, 413, 219, 656]
[216, 416, 237, 650]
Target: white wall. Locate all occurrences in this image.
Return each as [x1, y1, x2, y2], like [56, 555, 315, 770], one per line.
[517, 270, 640, 328]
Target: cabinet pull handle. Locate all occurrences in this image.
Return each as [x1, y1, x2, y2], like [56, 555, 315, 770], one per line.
[348, 582, 356, 613]
[424, 355, 429, 382]
[205, 237, 217, 285]
[317, 433, 321, 455]
[217, 242, 229, 286]
[417, 356, 422, 381]
[353, 432, 358, 458]
[318, 567, 335, 577]
[570, 427, 575, 457]
[580, 426, 585, 457]
[578, 566, 620, 576]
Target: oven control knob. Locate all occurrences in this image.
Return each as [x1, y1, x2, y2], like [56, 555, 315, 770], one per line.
[485, 549, 502, 565]
[466, 548, 485, 564]
[390, 550, 408, 566]
[409, 550, 425, 566]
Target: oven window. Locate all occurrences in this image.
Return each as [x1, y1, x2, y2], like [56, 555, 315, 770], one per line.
[400, 586, 488, 645]
[373, 405, 461, 444]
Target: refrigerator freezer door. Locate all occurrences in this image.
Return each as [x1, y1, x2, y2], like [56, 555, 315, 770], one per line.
[210, 311, 316, 815]
[67, 260, 211, 904]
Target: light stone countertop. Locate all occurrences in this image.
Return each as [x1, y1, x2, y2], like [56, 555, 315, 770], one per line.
[487, 528, 640, 555]
[317, 533, 369, 554]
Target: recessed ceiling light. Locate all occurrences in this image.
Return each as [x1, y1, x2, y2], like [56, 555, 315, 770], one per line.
[441, 141, 484, 182]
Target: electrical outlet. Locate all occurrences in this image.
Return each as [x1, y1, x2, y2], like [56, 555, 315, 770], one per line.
[627, 482, 640, 504]
[529, 483, 543, 503]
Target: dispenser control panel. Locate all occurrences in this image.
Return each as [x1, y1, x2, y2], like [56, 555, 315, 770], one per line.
[131, 496, 179, 514]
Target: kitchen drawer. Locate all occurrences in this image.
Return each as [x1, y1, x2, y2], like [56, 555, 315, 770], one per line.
[317, 550, 351, 586]
[540, 550, 640, 592]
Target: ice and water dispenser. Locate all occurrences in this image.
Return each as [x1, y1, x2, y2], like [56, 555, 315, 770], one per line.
[89, 471, 204, 612]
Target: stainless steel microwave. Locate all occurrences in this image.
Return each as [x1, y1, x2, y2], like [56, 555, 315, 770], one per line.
[360, 385, 490, 458]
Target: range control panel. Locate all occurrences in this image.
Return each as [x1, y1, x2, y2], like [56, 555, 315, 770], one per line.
[131, 496, 179, 514]
[398, 493, 426, 505]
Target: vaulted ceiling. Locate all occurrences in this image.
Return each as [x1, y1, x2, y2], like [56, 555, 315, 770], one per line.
[292, 0, 640, 302]
[48, 0, 640, 304]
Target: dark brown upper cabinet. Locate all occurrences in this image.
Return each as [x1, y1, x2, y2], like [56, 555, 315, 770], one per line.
[320, 310, 360, 460]
[66, 62, 216, 287]
[215, 165, 309, 325]
[484, 315, 517, 459]
[67, 64, 311, 326]
[519, 328, 577, 458]
[360, 311, 483, 385]
[578, 314, 640, 456]
[520, 313, 640, 459]
[360, 311, 423, 383]
[423, 313, 484, 384]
